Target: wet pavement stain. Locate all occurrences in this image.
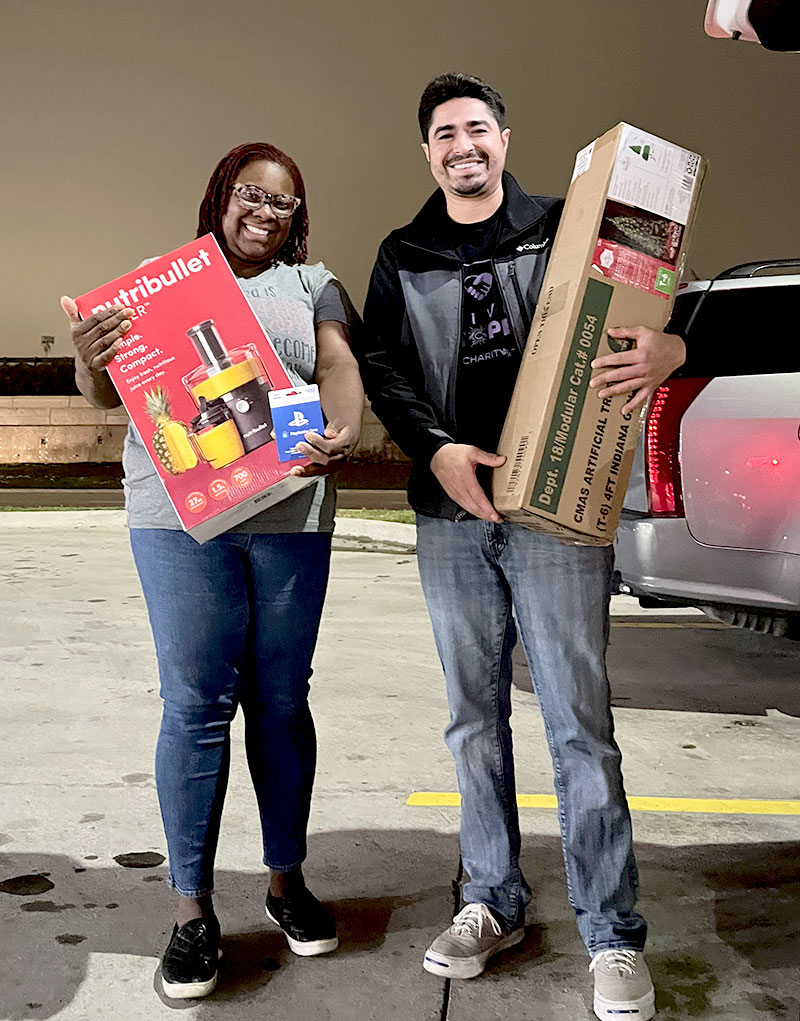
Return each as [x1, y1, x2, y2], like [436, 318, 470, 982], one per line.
[0, 833, 13, 845]
[79, 813, 105, 824]
[707, 844, 800, 969]
[657, 956, 718, 1017]
[113, 851, 165, 868]
[121, 772, 152, 784]
[0, 874, 55, 896]
[747, 992, 793, 1017]
[20, 901, 75, 913]
[55, 934, 87, 945]
[143, 876, 164, 883]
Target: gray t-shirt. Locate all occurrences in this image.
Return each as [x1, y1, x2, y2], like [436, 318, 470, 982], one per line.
[124, 260, 354, 534]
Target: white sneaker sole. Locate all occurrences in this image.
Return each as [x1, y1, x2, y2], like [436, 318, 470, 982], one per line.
[423, 926, 524, 979]
[593, 986, 655, 1020]
[265, 905, 339, 956]
[161, 948, 222, 999]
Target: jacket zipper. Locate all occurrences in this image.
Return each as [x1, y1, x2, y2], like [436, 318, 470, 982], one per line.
[445, 266, 464, 434]
[507, 262, 528, 352]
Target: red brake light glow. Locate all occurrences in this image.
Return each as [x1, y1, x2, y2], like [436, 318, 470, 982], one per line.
[645, 378, 712, 516]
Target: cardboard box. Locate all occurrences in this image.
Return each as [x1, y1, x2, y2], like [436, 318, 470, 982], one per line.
[76, 235, 319, 543]
[493, 123, 706, 545]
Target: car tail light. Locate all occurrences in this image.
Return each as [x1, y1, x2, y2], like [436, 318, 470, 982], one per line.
[645, 378, 711, 516]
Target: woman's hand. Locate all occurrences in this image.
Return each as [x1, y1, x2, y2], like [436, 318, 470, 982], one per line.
[60, 295, 134, 374]
[289, 419, 357, 478]
[589, 326, 686, 415]
[290, 319, 364, 479]
[60, 295, 125, 408]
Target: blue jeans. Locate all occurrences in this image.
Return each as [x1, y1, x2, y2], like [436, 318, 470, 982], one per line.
[415, 516, 646, 954]
[129, 527, 332, 898]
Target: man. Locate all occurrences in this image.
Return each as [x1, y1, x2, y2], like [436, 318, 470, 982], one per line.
[358, 74, 685, 1020]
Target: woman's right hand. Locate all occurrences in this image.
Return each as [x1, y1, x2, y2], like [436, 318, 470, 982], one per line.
[60, 296, 134, 373]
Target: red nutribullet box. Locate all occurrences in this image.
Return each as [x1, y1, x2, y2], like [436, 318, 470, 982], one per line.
[76, 235, 317, 542]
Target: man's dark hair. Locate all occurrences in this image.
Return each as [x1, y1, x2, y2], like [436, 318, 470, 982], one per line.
[418, 73, 506, 141]
[197, 142, 309, 267]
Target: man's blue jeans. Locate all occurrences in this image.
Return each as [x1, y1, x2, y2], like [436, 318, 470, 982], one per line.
[129, 527, 331, 898]
[415, 515, 646, 954]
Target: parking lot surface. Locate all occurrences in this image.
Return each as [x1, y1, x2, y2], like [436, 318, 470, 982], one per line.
[1, 512, 799, 1020]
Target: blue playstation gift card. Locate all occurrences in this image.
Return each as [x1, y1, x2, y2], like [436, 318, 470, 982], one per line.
[268, 384, 326, 462]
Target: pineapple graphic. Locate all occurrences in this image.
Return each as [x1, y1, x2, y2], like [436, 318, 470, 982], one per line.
[144, 386, 198, 475]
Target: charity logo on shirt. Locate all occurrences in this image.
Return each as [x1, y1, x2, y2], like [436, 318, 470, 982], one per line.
[462, 261, 514, 364]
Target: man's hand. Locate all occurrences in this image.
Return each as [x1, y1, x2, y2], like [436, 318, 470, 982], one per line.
[60, 295, 134, 373]
[289, 419, 357, 478]
[589, 326, 686, 414]
[430, 443, 506, 523]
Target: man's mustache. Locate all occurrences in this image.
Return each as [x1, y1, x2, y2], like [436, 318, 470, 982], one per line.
[445, 152, 487, 168]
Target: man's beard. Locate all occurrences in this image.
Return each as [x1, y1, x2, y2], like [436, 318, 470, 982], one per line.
[445, 154, 489, 196]
[450, 178, 487, 196]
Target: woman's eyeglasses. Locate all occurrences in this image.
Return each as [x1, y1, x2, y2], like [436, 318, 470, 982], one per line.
[232, 183, 302, 219]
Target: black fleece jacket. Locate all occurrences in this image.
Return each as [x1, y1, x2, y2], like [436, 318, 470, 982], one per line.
[358, 172, 564, 519]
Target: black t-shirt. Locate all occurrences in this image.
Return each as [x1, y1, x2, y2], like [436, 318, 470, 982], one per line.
[449, 210, 522, 471]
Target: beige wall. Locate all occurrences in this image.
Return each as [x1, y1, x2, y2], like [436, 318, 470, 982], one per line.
[2, 0, 799, 358]
[0, 397, 129, 462]
[0, 397, 406, 465]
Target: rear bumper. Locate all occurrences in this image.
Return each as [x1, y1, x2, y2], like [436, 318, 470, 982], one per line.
[614, 514, 800, 612]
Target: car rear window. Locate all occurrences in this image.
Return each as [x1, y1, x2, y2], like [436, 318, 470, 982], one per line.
[675, 282, 800, 377]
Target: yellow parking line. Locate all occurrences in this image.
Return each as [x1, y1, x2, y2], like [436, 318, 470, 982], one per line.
[407, 792, 800, 815]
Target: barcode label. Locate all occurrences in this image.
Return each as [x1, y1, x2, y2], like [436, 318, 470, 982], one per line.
[681, 152, 701, 192]
[507, 435, 529, 492]
[571, 141, 595, 182]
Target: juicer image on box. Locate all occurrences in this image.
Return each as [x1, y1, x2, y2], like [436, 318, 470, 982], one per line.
[143, 318, 276, 475]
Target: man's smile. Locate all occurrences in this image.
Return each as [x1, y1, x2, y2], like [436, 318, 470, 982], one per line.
[447, 156, 486, 171]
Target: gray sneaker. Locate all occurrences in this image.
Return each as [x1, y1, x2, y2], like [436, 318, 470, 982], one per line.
[423, 903, 524, 979]
[590, 949, 655, 1020]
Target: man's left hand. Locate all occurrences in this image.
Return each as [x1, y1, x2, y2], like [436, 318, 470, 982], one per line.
[589, 327, 686, 415]
[289, 420, 357, 478]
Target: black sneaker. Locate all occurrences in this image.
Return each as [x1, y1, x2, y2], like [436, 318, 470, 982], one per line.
[265, 887, 338, 956]
[161, 918, 221, 999]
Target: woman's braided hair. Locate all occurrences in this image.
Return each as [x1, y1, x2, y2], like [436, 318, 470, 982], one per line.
[196, 142, 309, 266]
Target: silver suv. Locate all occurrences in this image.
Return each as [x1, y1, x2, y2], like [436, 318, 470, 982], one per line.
[614, 259, 800, 637]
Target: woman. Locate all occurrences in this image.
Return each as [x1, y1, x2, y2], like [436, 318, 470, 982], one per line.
[61, 142, 364, 999]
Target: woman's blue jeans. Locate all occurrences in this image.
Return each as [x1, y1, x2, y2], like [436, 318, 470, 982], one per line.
[129, 527, 332, 898]
[415, 516, 646, 954]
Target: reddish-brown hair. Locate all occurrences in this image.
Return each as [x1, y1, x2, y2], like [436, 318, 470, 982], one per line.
[196, 142, 309, 266]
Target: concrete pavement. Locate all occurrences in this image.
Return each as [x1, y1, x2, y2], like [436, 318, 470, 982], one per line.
[1, 511, 800, 1020]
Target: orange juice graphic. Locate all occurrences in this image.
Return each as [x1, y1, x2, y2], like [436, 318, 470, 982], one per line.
[189, 397, 245, 469]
